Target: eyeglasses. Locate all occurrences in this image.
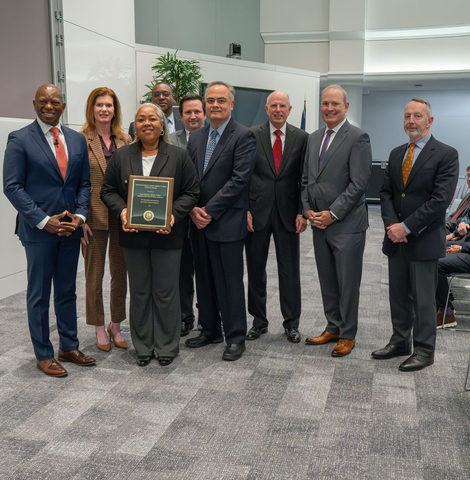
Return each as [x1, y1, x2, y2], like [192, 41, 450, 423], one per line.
[153, 92, 172, 98]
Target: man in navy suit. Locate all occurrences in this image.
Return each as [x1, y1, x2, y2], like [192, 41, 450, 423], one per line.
[3, 84, 96, 377]
[245, 91, 308, 343]
[372, 98, 459, 371]
[185, 81, 257, 361]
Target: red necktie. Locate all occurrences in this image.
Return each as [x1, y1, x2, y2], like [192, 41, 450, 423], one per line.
[450, 196, 470, 222]
[49, 127, 68, 180]
[273, 130, 282, 174]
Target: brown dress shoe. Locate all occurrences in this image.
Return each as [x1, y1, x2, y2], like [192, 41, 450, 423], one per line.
[305, 331, 339, 345]
[331, 338, 355, 357]
[36, 358, 68, 377]
[58, 349, 96, 366]
[436, 311, 457, 329]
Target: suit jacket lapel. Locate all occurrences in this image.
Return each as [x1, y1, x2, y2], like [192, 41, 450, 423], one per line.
[197, 126, 210, 178]
[179, 130, 188, 147]
[31, 120, 63, 180]
[319, 121, 349, 174]
[202, 118, 234, 177]
[259, 122, 276, 175]
[311, 128, 324, 177]
[88, 131, 108, 175]
[394, 144, 408, 190]
[149, 141, 170, 176]
[405, 137, 435, 188]
[130, 142, 144, 176]
[278, 123, 295, 176]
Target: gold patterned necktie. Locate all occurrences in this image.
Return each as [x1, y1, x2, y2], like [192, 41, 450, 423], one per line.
[402, 143, 415, 185]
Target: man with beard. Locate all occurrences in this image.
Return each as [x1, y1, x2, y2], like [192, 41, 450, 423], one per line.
[372, 98, 459, 371]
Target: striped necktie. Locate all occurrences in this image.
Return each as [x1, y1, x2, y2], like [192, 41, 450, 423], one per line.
[203, 130, 218, 173]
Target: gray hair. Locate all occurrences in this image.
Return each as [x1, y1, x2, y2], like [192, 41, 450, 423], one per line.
[410, 98, 432, 117]
[206, 81, 235, 102]
[322, 85, 348, 104]
[133, 102, 171, 144]
[266, 91, 291, 107]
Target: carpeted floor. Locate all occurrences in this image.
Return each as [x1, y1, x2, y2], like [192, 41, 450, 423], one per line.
[1, 205, 470, 479]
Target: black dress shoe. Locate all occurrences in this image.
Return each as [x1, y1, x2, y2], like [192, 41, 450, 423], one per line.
[185, 334, 223, 348]
[181, 321, 194, 337]
[158, 357, 174, 366]
[246, 325, 268, 340]
[222, 343, 246, 361]
[137, 352, 155, 367]
[371, 344, 411, 359]
[399, 354, 434, 372]
[285, 327, 301, 343]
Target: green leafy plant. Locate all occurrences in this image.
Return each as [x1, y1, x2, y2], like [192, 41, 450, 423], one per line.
[144, 51, 202, 103]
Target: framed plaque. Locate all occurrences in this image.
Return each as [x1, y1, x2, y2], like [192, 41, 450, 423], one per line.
[127, 175, 174, 231]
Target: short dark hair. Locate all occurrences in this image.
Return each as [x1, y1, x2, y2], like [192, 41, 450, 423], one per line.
[152, 82, 174, 95]
[179, 93, 205, 116]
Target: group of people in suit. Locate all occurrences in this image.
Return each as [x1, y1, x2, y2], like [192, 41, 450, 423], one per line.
[2, 79, 460, 376]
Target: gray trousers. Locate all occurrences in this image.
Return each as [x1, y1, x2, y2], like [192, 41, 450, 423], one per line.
[124, 248, 181, 358]
[388, 246, 437, 356]
[313, 229, 366, 340]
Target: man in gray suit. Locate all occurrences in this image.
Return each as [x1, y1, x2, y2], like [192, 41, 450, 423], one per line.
[372, 98, 458, 371]
[169, 94, 206, 148]
[169, 94, 206, 336]
[301, 85, 372, 357]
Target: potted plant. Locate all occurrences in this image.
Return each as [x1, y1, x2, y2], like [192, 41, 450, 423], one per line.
[144, 51, 203, 103]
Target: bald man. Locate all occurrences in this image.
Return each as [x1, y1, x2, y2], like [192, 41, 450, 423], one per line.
[3, 84, 96, 377]
[245, 91, 308, 343]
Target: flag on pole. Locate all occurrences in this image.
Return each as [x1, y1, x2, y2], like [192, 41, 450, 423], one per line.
[300, 99, 306, 131]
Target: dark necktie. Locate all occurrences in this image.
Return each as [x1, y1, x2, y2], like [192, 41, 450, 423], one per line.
[319, 129, 334, 168]
[273, 130, 282, 174]
[49, 127, 68, 179]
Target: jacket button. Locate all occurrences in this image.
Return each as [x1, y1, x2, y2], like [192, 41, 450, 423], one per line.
[401, 193, 405, 197]
[398, 213, 401, 217]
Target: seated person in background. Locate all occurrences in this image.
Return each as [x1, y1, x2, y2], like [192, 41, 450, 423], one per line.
[435, 237, 470, 328]
[446, 213, 470, 246]
[446, 166, 470, 234]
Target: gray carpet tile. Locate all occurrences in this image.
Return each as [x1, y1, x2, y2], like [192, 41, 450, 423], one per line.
[1, 205, 470, 479]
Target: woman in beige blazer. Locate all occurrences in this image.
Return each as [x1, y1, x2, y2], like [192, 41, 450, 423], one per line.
[81, 87, 131, 351]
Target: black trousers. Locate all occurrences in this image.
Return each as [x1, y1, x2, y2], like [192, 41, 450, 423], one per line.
[245, 206, 301, 329]
[191, 229, 246, 345]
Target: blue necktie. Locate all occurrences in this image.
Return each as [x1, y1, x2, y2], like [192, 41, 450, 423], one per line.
[203, 130, 218, 173]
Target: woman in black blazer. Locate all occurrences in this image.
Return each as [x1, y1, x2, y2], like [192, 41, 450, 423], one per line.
[101, 103, 199, 366]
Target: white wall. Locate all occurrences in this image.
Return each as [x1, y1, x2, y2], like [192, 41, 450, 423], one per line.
[62, 0, 136, 130]
[136, 45, 320, 132]
[0, 0, 137, 300]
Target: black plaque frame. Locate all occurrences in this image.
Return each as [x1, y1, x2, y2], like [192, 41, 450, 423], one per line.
[127, 175, 174, 231]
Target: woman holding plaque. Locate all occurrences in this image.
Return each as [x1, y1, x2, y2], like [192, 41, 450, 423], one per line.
[81, 87, 131, 352]
[101, 103, 199, 367]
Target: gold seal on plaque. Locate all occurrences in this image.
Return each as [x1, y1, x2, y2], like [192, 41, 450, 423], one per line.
[143, 210, 154, 222]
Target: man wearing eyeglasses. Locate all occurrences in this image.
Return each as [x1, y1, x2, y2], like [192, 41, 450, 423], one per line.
[128, 82, 183, 139]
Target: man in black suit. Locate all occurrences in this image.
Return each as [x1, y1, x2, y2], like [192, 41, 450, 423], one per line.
[169, 94, 206, 336]
[129, 82, 183, 139]
[245, 91, 308, 343]
[372, 98, 459, 371]
[185, 81, 257, 361]
[302, 85, 372, 357]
